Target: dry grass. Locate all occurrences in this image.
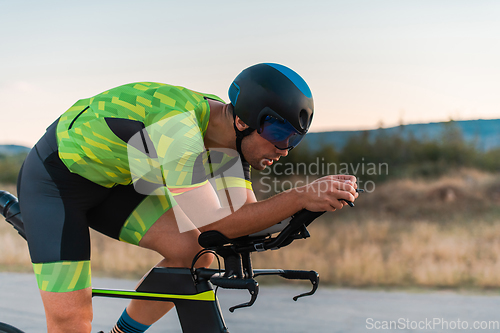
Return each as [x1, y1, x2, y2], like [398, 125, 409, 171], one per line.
[252, 218, 500, 288]
[3, 169, 500, 288]
[0, 184, 31, 272]
[251, 169, 500, 288]
[343, 168, 500, 222]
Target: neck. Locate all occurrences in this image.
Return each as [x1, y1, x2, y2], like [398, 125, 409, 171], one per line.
[204, 100, 237, 150]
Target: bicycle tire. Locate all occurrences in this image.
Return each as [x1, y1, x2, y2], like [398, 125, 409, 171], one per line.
[0, 322, 24, 333]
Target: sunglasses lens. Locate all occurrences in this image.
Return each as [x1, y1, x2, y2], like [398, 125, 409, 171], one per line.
[259, 116, 305, 150]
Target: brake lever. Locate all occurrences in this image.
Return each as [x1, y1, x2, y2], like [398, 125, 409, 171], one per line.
[293, 276, 319, 301]
[279, 270, 320, 301]
[210, 277, 259, 312]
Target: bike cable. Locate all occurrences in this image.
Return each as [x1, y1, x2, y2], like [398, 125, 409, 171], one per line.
[190, 249, 223, 298]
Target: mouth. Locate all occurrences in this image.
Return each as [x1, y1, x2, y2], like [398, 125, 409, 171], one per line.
[261, 157, 279, 167]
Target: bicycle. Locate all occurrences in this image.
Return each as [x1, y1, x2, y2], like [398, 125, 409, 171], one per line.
[0, 189, 337, 333]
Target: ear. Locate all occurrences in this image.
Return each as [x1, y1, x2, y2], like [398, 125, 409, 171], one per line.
[234, 116, 250, 131]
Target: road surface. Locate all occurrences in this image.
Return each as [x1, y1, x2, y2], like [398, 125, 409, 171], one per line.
[1, 273, 500, 332]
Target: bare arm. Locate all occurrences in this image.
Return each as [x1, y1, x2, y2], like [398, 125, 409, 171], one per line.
[175, 175, 358, 239]
[200, 186, 303, 238]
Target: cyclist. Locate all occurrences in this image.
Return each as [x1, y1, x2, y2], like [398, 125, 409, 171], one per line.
[16, 63, 358, 333]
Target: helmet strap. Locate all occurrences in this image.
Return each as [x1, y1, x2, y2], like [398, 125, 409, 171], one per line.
[232, 111, 255, 159]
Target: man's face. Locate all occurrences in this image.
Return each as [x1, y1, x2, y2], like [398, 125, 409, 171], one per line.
[241, 131, 288, 171]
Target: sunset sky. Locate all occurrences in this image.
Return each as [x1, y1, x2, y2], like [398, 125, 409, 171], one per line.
[1, 0, 499, 146]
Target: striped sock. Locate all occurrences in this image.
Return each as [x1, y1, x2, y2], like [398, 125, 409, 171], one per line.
[110, 309, 151, 333]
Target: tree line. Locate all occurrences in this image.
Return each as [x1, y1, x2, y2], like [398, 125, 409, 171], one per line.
[1, 121, 499, 185]
[255, 121, 500, 184]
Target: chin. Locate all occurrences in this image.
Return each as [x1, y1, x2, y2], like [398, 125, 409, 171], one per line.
[255, 165, 266, 171]
[250, 160, 267, 171]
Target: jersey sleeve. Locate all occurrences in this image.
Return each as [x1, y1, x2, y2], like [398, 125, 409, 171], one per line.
[137, 109, 208, 196]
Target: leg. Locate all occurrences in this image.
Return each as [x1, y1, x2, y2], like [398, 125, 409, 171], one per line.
[41, 288, 93, 333]
[90, 185, 214, 330]
[125, 208, 214, 326]
[18, 123, 112, 333]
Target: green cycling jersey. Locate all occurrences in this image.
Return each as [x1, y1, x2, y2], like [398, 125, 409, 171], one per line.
[56, 82, 242, 192]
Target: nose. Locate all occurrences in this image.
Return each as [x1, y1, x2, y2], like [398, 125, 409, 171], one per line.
[276, 147, 289, 157]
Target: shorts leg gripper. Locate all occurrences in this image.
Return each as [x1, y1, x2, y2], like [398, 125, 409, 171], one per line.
[33, 260, 91, 292]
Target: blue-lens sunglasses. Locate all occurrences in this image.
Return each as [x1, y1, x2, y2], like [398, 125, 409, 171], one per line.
[258, 115, 306, 150]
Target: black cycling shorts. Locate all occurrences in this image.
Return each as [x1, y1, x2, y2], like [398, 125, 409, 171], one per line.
[17, 121, 154, 291]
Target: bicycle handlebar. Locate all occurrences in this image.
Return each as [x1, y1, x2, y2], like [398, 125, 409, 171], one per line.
[198, 189, 364, 252]
[0, 191, 26, 240]
[198, 209, 325, 253]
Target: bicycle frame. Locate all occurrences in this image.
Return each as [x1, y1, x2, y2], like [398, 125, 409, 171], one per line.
[93, 267, 229, 333]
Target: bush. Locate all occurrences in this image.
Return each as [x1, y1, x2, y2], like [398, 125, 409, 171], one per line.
[0, 153, 26, 184]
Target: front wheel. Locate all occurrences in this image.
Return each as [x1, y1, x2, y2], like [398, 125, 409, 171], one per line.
[0, 322, 24, 333]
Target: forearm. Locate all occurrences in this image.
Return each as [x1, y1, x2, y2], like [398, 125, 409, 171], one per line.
[184, 175, 357, 238]
[200, 188, 304, 239]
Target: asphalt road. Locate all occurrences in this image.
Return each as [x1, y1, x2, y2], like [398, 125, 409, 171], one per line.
[1, 272, 500, 332]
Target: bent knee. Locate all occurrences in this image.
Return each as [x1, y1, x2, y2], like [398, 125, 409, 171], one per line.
[46, 306, 93, 333]
[49, 316, 92, 333]
[41, 288, 93, 333]
[158, 251, 215, 268]
[194, 252, 215, 268]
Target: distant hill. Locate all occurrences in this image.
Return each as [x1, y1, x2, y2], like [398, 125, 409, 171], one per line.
[1, 118, 500, 156]
[303, 119, 500, 151]
[0, 145, 31, 156]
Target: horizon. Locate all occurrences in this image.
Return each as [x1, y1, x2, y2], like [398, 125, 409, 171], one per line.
[1, 116, 498, 148]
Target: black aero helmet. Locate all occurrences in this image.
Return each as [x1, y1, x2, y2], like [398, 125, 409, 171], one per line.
[228, 63, 314, 151]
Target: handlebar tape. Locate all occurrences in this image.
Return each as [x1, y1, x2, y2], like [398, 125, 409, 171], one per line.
[280, 270, 318, 281]
[210, 277, 258, 290]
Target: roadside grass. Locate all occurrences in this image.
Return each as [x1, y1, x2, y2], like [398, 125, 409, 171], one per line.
[253, 169, 500, 288]
[0, 184, 30, 271]
[252, 218, 500, 288]
[2, 169, 500, 288]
